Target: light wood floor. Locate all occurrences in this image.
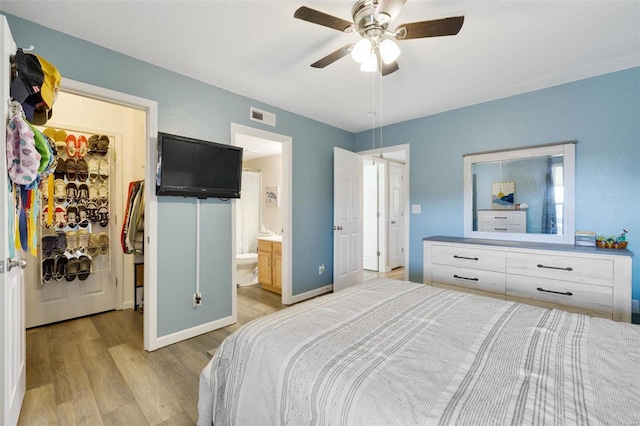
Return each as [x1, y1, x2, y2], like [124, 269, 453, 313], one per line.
[18, 284, 285, 426]
[19, 268, 405, 425]
[363, 266, 406, 281]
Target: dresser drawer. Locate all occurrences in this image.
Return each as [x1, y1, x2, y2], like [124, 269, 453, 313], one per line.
[477, 210, 526, 233]
[506, 252, 613, 286]
[478, 224, 526, 233]
[506, 275, 613, 313]
[431, 244, 505, 272]
[432, 264, 506, 295]
[478, 210, 524, 225]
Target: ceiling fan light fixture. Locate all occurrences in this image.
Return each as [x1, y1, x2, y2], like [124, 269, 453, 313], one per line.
[379, 39, 401, 64]
[351, 38, 372, 63]
[360, 52, 377, 72]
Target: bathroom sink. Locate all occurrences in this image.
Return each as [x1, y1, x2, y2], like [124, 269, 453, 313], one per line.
[257, 235, 282, 242]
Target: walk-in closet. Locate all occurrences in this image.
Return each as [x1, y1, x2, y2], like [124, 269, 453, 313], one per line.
[24, 91, 146, 328]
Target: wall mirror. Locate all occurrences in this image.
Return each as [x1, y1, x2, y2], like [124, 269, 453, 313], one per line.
[463, 141, 576, 244]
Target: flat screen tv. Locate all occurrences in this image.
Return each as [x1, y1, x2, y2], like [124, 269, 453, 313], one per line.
[156, 132, 243, 199]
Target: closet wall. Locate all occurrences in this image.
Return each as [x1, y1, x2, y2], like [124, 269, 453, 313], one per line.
[25, 91, 146, 327]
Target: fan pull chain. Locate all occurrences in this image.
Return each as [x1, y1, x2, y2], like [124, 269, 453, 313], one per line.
[371, 70, 376, 151]
[379, 71, 383, 153]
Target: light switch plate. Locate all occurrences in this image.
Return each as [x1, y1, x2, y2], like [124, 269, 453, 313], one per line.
[411, 204, 421, 214]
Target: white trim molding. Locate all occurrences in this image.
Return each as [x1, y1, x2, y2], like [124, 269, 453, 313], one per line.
[155, 316, 236, 349]
[289, 285, 333, 305]
[60, 78, 160, 351]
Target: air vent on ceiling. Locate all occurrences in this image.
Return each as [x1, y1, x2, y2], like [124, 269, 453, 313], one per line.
[250, 107, 276, 127]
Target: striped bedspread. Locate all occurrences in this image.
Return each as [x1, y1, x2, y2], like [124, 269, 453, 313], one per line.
[198, 279, 640, 425]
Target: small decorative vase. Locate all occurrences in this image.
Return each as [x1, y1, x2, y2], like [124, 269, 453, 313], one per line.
[596, 241, 606, 248]
[616, 241, 628, 249]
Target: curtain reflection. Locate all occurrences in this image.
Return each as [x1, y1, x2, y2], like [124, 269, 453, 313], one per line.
[541, 157, 557, 234]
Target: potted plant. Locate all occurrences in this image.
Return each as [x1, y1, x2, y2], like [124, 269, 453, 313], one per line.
[606, 236, 616, 249]
[615, 229, 628, 249]
[596, 235, 607, 248]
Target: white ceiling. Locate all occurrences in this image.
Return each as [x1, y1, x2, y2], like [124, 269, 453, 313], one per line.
[2, 1, 639, 133]
[236, 133, 282, 161]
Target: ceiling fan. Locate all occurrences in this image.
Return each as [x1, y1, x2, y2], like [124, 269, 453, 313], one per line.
[294, 0, 464, 76]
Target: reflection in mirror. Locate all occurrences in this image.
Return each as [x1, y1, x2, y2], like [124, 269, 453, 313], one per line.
[472, 155, 564, 234]
[463, 142, 575, 244]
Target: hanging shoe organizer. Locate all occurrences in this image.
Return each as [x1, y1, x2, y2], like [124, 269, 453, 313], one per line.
[39, 128, 112, 283]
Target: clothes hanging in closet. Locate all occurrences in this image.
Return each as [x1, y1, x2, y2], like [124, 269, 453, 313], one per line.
[121, 180, 144, 254]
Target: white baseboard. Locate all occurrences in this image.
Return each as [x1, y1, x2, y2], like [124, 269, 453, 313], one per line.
[288, 284, 333, 305]
[155, 315, 235, 349]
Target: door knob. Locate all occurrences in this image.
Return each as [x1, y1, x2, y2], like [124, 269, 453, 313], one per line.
[332, 225, 343, 231]
[6, 258, 27, 272]
[391, 221, 396, 224]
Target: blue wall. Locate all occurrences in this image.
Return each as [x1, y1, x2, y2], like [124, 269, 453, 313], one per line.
[4, 14, 353, 336]
[356, 67, 640, 322]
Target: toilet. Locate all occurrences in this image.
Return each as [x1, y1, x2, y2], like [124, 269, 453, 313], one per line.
[236, 252, 258, 286]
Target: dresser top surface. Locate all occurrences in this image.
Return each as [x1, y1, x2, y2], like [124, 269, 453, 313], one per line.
[424, 236, 634, 258]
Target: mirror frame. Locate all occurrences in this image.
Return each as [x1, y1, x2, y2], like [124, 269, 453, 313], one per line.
[463, 141, 576, 244]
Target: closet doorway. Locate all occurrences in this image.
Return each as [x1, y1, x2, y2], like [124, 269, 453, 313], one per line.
[231, 123, 292, 308]
[25, 91, 147, 328]
[359, 145, 409, 277]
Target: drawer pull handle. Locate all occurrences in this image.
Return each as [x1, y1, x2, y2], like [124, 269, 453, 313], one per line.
[494, 216, 507, 219]
[494, 228, 508, 231]
[453, 255, 479, 261]
[537, 264, 573, 271]
[453, 274, 479, 281]
[537, 287, 573, 296]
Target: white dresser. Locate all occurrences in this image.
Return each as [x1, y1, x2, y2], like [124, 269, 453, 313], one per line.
[477, 210, 526, 233]
[423, 236, 633, 321]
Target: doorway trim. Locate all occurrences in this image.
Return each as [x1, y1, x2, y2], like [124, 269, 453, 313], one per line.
[230, 123, 293, 306]
[357, 144, 410, 274]
[60, 78, 160, 351]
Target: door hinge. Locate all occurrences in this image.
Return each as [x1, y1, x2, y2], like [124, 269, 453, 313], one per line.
[116, 277, 118, 287]
[377, 212, 380, 218]
[377, 251, 380, 256]
[401, 247, 404, 253]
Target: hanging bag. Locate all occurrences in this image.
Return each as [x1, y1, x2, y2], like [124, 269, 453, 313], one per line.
[6, 100, 41, 188]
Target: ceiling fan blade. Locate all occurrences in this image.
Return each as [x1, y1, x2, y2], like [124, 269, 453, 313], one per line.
[311, 45, 353, 68]
[374, 0, 407, 24]
[294, 6, 354, 32]
[395, 16, 464, 40]
[380, 60, 399, 76]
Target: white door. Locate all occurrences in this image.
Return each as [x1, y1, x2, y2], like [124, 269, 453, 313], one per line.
[362, 160, 379, 271]
[1, 18, 26, 425]
[333, 147, 363, 292]
[25, 141, 117, 328]
[388, 162, 404, 270]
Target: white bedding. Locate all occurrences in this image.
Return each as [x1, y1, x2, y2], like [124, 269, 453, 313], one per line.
[198, 278, 640, 425]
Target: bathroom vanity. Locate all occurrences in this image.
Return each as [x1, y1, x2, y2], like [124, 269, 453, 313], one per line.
[258, 236, 282, 294]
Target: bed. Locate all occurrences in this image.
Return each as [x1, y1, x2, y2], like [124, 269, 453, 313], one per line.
[198, 278, 640, 425]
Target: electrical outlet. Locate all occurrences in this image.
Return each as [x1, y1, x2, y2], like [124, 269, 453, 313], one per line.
[319, 263, 325, 275]
[193, 292, 202, 307]
[632, 299, 639, 314]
